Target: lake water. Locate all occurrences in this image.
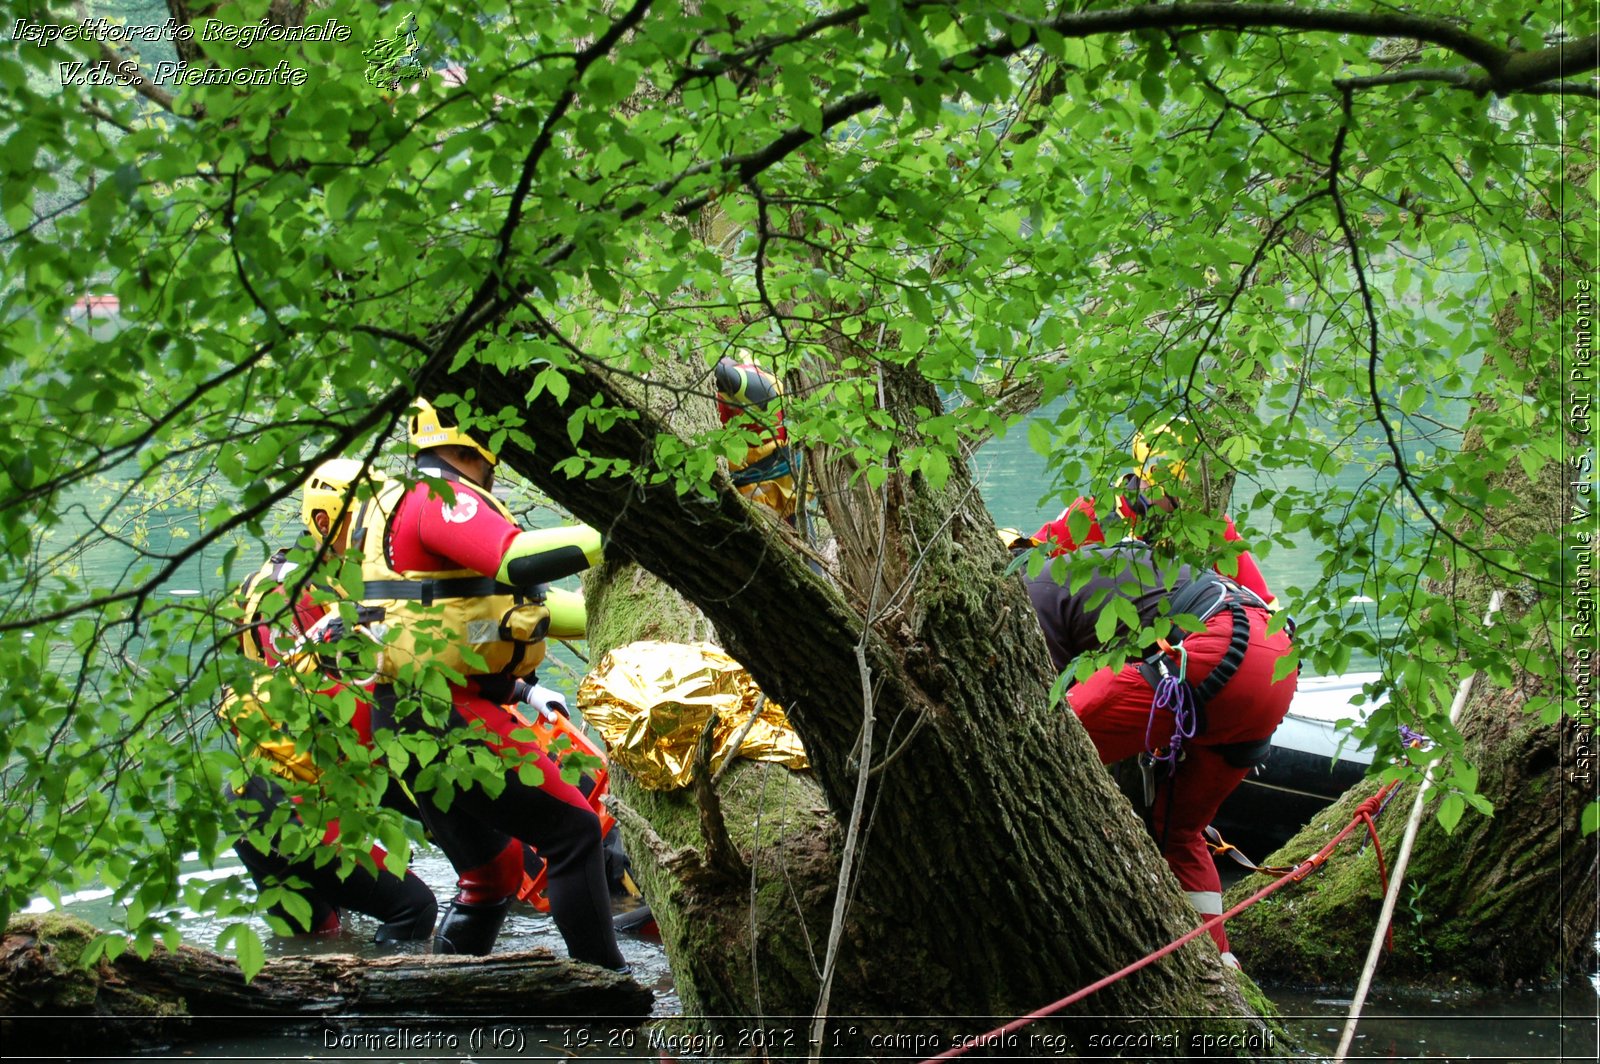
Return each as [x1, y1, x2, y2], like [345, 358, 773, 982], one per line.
[53, 850, 1599, 1064]
[56, 854, 1600, 1064]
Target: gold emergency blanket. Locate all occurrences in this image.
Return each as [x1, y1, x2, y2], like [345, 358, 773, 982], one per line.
[578, 640, 809, 790]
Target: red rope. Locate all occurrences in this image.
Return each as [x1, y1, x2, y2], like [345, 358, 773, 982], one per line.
[921, 782, 1398, 1063]
[1358, 809, 1394, 953]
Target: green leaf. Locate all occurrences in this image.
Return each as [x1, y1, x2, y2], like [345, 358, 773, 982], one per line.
[903, 285, 933, 323]
[1436, 792, 1464, 834]
[1272, 646, 1300, 684]
[1027, 420, 1052, 457]
[325, 174, 360, 220]
[275, 889, 313, 932]
[1047, 668, 1072, 709]
[1094, 603, 1120, 645]
[1066, 508, 1091, 547]
[588, 267, 621, 305]
[219, 923, 266, 982]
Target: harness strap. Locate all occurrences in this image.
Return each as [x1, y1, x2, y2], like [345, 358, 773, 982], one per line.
[1191, 602, 1252, 706]
[1136, 598, 1261, 791]
[730, 445, 794, 486]
[362, 576, 520, 603]
[350, 496, 375, 556]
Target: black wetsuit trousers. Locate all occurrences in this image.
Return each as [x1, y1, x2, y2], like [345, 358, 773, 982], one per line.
[373, 685, 625, 969]
[226, 775, 437, 939]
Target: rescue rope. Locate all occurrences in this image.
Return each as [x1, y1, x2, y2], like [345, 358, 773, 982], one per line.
[1145, 644, 1196, 772]
[921, 782, 1399, 1063]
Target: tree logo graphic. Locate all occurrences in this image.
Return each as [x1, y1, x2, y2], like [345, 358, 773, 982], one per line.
[363, 13, 424, 87]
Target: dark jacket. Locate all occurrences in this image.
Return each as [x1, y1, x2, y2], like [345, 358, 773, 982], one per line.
[1022, 542, 1195, 672]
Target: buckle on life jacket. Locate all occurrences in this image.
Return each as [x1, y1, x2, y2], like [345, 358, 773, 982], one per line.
[1214, 736, 1273, 770]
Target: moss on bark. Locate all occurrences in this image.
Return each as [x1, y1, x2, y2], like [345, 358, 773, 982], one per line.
[1224, 690, 1596, 987]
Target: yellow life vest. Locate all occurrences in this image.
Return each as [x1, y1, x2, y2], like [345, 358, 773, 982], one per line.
[219, 663, 325, 785]
[351, 478, 551, 683]
[730, 437, 798, 521]
[235, 548, 302, 666]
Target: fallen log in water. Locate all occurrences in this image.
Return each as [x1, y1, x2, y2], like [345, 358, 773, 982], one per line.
[0, 913, 653, 1054]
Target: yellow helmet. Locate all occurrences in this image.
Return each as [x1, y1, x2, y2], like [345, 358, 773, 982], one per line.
[301, 458, 374, 543]
[1131, 422, 1188, 484]
[996, 527, 1034, 551]
[409, 398, 498, 466]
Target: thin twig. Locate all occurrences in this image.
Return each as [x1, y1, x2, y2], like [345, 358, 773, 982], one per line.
[809, 446, 890, 1060]
[713, 699, 769, 786]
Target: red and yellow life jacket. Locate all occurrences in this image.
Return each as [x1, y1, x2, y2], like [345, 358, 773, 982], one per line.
[235, 548, 304, 666]
[219, 659, 335, 785]
[715, 362, 798, 521]
[351, 479, 551, 683]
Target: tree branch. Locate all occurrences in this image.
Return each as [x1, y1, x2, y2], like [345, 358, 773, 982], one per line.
[1336, 49, 1600, 99]
[809, 475, 890, 1060]
[1327, 87, 1546, 590]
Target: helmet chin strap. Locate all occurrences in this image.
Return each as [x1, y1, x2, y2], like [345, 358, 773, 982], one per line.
[1117, 472, 1152, 520]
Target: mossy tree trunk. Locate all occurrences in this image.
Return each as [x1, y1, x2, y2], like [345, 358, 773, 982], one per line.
[1223, 682, 1596, 986]
[443, 357, 1284, 1052]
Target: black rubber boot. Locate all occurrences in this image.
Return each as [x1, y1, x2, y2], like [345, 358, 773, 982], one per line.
[433, 897, 511, 956]
[374, 904, 437, 943]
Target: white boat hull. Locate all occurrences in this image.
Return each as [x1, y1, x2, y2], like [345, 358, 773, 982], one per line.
[1213, 671, 1384, 849]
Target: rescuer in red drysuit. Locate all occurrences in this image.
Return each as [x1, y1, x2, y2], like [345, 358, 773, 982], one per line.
[1020, 540, 1297, 967]
[357, 399, 624, 968]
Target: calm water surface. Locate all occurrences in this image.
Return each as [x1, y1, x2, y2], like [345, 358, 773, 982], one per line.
[40, 844, 1596, 1063]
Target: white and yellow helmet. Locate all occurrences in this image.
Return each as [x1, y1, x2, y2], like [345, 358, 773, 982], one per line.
[409, 397, 498, 466]
[300, 458, 378, 543]
[1131, 421, 1188, 484]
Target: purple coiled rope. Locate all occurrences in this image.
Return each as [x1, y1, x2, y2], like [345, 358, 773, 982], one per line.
[1145, 671, 1198, 774]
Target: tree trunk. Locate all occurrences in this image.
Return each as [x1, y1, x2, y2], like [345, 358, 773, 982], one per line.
[0, 913, 652, 1054]
[584, 561, 848, 1034]
[445, 358, 1286, 1052]
[1222, 691, 1596, 986]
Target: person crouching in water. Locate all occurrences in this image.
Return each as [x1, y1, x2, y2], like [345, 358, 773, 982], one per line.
[347, 398, 624, 968]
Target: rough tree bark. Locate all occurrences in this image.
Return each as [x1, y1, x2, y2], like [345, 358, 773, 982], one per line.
[0, 913, 652, 1055]
[1222, 685, 1596, 987]
[438, 357, 1285, 1053]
